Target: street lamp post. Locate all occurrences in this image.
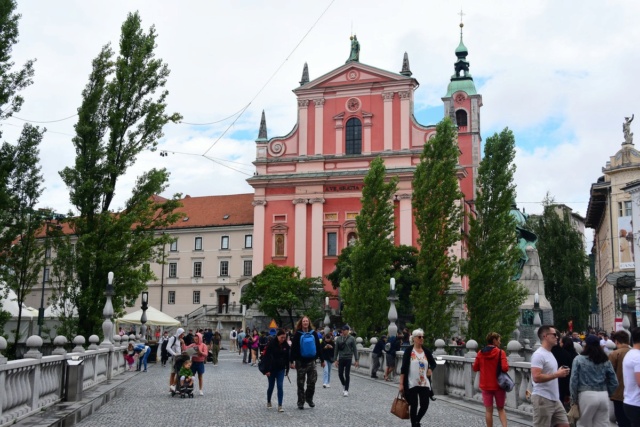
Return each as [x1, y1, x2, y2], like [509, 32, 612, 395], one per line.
[387, 278, 399, 339]
[101, 272, 115, 348]
[140, 292, 149, 343]
[323, 297, 331, 336]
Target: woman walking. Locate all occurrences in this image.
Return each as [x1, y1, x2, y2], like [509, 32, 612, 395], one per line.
[569, 334, 618, 427]
[333, 325, 359, 396]
[251, 328, 260, 367]
[321, 333, 334, 388]
[399, 329, 436, 427]
[263, 328, 290, 412]
[187, 332, 209, 395]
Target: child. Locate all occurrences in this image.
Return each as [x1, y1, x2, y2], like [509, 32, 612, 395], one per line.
[124, 343, 135, 371]
[179, 360, 194, 389]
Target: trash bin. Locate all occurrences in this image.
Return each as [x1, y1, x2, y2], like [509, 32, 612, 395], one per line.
[65, 357, 84, 401]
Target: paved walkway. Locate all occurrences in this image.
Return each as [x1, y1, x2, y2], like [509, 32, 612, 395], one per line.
[72, 350, 534, 427]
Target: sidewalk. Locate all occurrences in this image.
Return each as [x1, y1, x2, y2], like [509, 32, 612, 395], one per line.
[64, 351, 532, 427]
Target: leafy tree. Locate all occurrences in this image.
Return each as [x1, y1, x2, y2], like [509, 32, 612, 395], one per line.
[341, 156, 397, 335]
[327, 244, 418, 327]
[0, 0, 35, 126]
[411, 118, 463, 343]
[0, 124, 45, 349]
[240, 264, 326, 329]
[530, 194, 590, 331]
[463, 128, 527, 343]
[57, 12, 182, 338]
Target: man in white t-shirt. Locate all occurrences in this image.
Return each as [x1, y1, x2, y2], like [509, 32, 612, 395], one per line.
[229, 327, 237, 352]
[530, 325, 571, 427]
[623, 327, 640, 426]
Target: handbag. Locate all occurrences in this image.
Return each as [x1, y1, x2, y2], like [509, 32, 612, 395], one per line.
[567, 403, 580, 422]
[390, 392, 410, 419]
[496, 350, 515, 392]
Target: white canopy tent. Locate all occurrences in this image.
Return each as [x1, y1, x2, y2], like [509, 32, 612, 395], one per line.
[115, 306, 181, 328]
[1, 285, 39, 342]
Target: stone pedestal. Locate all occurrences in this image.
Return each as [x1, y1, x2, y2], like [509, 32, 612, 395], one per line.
[518, 246, 554, 343]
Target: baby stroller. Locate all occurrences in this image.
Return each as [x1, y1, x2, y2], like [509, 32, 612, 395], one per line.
[171, 380, 194, 398]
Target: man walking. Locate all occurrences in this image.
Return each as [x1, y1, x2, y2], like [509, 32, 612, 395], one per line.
[229, 327, 237, 352]
[166, 328, 185, 392]
[610, 330, 632, 427]
[530, 325, 570, 427]
[333, 325, 359, 396]
[290, 315, 324, 409]
[622, 327, 640, 426]
[237, 328, 245, 356]
[371, 335, 386, 379]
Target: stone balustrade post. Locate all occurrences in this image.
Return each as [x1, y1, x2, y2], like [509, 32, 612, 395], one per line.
[431, 339, 447, 396]
[72, 335, 86, 353]
[52, 336, 68, 356]
[505, 340, 524, 408]
[0, 336, 7, 365]
[433, 339, 447, 356]
[23, 336, 43, 413]
[88, 335, 100, 350]
[464, 339, 478, 398]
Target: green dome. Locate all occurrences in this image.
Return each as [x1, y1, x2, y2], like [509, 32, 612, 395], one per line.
[446, 79, 477, 97]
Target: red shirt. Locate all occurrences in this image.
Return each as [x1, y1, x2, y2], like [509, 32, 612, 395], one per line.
[472, 346, 509, 391]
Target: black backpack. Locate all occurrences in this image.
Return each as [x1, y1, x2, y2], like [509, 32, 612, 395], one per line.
[161, 337, 170, 354]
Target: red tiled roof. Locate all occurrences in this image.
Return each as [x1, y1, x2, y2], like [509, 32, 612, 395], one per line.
[165, 193, 254, 230]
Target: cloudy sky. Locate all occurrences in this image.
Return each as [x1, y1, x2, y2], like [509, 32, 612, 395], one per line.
[3, 1, 638, 237]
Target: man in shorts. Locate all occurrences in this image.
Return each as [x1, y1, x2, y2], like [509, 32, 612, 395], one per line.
[531, 325, 571, 427]
[167, 328, 186, 392]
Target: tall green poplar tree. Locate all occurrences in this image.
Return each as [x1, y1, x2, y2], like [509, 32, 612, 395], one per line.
[57, 12, 183, 338]
[530, 195, 590, 331]
[463, 128, 527, 342]
[0, 124, 45, 349]
[412, 118, 463, 343]
[341, 157, 397, 335]
[0, 0, 37, 339]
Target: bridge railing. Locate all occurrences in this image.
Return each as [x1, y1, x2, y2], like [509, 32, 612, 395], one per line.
[0, 333, 138, 427]
[355, 337, 533, 415]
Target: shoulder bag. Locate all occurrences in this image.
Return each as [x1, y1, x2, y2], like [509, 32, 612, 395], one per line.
[496, 349, 515, 392]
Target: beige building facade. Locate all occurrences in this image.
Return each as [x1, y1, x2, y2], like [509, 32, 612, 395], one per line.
[586, 128, 640, 331]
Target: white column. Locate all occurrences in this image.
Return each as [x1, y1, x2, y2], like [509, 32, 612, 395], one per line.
[252, 200, 267, 274]
[398, 91, 411, 150]
[334, 114, 344, 155]
[310, 198, 325, 277]
[314, 99, 325, 155]
[398, 194, 412, 245]
[363, 112, 373, 154]
[293, 198, 308, 274]
[382, 92, 394, 151]
[298, 100, 309, 156]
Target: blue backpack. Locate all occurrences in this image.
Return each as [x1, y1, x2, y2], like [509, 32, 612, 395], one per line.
[300, 331, 316, 358]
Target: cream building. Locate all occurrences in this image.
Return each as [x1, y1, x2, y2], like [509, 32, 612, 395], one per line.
[586, 123, 640, 331]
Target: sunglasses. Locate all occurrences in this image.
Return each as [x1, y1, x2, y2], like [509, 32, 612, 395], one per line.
[414, 335, 424, 339]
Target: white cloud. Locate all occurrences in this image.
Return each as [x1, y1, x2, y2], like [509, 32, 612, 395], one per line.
[2, 0, 638, 226]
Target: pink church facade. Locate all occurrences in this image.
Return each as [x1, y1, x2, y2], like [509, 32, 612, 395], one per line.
[248, 29, 482, 300]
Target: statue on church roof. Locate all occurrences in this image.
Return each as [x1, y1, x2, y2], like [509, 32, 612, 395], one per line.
[623, 114, 634, 145]
[346, 35, 360, 63]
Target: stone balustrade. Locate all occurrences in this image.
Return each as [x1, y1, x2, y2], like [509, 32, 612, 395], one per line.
[356, 337, 534, 416]
[0, 333, 129, 427]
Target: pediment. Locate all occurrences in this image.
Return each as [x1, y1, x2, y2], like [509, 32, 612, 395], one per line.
[296, 62, 413, 92]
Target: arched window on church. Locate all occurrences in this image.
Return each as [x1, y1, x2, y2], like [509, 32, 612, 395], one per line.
[345, 117, 362, 155]
[456, 109, 468, 128]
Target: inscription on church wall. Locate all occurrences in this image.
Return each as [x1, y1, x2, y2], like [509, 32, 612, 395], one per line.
[324, 184, 362, 192]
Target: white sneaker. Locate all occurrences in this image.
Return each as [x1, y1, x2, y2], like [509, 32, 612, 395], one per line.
[322, 384, 327, 388]
[170, 385, 176, 392]
[199, 390, 203, 396]
[326, 384, 330, 388]
[343, 390, 348, 397]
